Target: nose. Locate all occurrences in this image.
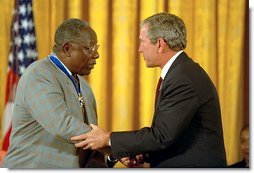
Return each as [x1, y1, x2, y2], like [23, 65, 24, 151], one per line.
[138, 45, 143, 53]
[245, 143, 249, 150]
[93, 51, 99, 59]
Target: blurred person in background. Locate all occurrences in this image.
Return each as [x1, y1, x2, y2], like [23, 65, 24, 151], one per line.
[228, 124, 249, 168]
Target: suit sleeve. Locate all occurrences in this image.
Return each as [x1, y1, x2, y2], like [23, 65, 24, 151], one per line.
[110, 74, 199, 159]
[22, 67, 91, 143]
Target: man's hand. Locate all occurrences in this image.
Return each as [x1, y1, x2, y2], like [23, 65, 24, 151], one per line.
[120, 154, 144, 168]
[71, 124, 111, 150]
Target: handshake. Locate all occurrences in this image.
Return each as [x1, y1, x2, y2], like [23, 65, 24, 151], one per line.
[71, 124, 145, 167]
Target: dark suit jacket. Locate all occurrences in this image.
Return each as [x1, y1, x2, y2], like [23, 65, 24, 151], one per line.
[110, 52, 227, 168]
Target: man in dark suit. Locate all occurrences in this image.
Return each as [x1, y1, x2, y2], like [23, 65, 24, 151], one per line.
[71, 13, 227, 168]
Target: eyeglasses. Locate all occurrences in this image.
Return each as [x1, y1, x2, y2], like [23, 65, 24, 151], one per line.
[78, 43, 99, 55]
[68, 42, 99, 55]
[81, 44, 100, 54]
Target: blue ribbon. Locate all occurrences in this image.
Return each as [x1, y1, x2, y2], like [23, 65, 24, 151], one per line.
[49, 54, 79, 95]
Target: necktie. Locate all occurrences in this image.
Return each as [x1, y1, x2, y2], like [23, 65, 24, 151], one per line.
[155, 77, 163, 104]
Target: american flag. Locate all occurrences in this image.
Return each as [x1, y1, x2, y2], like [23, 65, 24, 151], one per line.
[2, 0, 37, 151]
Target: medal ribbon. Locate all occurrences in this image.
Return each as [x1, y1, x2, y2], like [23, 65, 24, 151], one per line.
[49, 54, 80, 97]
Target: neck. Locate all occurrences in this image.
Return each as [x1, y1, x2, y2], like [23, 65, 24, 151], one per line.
[160, 51, 178, 69]
[54, 52, 73, 74]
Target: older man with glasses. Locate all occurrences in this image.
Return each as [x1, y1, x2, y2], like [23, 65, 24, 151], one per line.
[2, 18, 115, 168]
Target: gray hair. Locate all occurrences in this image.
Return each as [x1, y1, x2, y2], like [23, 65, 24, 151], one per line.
[53, 18, 91, 53]
[141, 13, 187, 51]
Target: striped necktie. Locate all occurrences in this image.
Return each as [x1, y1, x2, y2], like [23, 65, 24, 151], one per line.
[155, 77, 163, 105]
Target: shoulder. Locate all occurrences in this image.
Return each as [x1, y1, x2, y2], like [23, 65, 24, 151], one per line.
[22, 58, 53, 77]
[19, 58, 59, 86]
[168, 53, 212, 87]
[170, 52, 202, 74]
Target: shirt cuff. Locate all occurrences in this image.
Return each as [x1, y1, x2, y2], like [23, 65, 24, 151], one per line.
[107, 155, 118, 162]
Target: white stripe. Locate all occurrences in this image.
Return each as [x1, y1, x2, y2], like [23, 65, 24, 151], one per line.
[2, 102, 14, 137]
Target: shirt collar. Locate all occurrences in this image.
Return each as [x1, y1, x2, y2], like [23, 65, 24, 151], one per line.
[161, 50, 183, 80]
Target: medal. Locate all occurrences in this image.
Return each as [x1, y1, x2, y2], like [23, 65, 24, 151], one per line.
[79, 94, 86, 117]
[79, 94, 85, 107]
[49, 54, 88, 122]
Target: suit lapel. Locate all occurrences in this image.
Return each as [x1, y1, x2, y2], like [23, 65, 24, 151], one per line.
[47, 58, 84, 120]
[79, 78, 97, 125]
[154, 51, 191, 111]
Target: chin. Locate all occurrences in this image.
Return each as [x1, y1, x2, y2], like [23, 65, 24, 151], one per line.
[79, 68, 92, 75]
[84, 70, 91, 75]
[146, 64, 156, 68]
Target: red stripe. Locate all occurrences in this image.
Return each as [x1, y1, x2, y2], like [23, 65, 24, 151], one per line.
[5, 69, 19, 104]
[2, 69, 19, 151]
[2, 125, 12, 151]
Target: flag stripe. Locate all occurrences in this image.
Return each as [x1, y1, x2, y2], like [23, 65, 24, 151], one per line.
[2, 0, 38, 151]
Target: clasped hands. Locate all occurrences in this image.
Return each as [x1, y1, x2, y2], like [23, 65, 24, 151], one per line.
[71, 124, 144, 167]
[71, 124, 110, 150]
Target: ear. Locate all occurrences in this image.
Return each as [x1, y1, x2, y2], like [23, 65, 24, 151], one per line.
[157, 38, 168, 53]
[62, 42, 72, 57]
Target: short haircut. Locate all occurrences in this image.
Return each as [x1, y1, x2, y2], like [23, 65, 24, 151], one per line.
[141, 13, 187, 51]
[53, 18, 91, 53]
